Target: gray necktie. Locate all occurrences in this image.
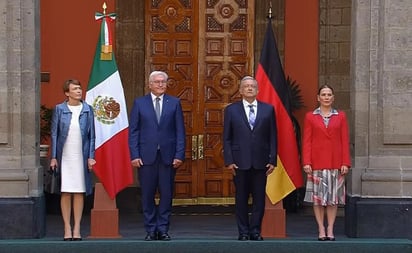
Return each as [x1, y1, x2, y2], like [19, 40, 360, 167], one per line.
[248, 104, 255, 129]
[155, 97, 161, 122]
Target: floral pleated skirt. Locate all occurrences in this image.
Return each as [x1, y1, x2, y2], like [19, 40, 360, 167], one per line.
[304, 169, 346, 206]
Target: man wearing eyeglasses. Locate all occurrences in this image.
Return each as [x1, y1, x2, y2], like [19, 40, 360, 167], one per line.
[128, 70, 186, 241]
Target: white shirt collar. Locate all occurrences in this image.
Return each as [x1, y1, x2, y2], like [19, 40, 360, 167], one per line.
[242, 99, 257, 108]
[151, 93, 164, 101]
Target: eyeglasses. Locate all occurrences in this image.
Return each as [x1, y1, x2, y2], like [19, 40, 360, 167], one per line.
[151, 80, 167, 85]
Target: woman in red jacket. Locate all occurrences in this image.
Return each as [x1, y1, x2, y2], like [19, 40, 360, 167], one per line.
[302, 84, 351, 241]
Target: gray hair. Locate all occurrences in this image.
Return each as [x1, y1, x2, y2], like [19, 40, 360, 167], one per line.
[239, 75, 258, 89]
[149, 71, 168, 81]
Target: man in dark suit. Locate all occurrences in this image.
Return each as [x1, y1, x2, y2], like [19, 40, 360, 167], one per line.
[223, 76, 277, 241]
[128, 70, 186, 241]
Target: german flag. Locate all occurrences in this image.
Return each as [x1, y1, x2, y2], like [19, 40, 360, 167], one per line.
[255, 18, 303, 204]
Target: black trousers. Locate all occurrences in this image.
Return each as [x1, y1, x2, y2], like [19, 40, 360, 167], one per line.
[233, 168, 267, 235]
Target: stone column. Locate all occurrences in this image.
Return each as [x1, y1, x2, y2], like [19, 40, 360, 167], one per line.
[347, 0, 412, 238]
[0, 0, 44, 238]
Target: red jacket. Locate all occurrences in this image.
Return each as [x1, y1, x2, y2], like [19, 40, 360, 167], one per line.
[302, 110, 351, 170]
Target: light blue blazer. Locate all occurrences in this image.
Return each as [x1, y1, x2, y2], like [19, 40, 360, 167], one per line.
[50, 100, 95, 195]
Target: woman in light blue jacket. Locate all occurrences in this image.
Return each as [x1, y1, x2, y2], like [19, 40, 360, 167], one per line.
[50, 79, 96, 241]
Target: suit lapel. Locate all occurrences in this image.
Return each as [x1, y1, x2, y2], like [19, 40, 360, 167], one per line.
[242, 103, 249, 127]
[253, 102, 262, 128]
[248, 101, 265, 130]
[145, 94, 159, 124]
[237, 102, 253, 130]
[315, 114, 331, 136]
[160, 94, 171, 123]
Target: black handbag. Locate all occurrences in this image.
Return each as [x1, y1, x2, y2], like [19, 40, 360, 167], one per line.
[44, 166, 61, 194]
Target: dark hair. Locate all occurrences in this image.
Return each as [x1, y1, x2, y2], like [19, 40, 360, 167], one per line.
[318, 84, 334, 95]
[63, 79, 81, 93]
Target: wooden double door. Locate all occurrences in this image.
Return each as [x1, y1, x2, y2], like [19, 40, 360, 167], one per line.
[144, 0, 255, 204]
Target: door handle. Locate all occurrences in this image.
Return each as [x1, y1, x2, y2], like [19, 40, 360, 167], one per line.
[192, 135, 198, 160]
[198, 134, 204, 160]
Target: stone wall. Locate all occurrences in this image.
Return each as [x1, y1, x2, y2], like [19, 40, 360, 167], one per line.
[0, 0, 41, 198]
[351, 0, 412, 200]
[254, 0, 285, 72]
[0, 0, 45, 238]
[319, 0, 352, 112]
[116, 0, 145, 113]
[347, 0, 412, 238]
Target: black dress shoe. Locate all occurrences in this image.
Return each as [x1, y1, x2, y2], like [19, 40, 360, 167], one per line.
[238, 234, 249, 241]
[327, 237, 336, 241]
[158, 232, 171, 241]
[63, 238, 72, 241]
[144, 232, 157, 241]
[318, 237, 327, 241]
[72, 237, 82, 241]
[249, 233, 263, 241]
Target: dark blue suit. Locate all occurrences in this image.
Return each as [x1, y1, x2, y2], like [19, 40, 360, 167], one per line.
[223, 100, 277, 236]
[129, 93, 185, 234]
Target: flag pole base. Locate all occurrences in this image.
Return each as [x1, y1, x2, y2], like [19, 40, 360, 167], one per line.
[261, 195, 286, 238]
[88, 182, 122, 238]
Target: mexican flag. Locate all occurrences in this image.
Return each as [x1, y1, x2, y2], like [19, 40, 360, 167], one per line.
[85, 11, 133, 199]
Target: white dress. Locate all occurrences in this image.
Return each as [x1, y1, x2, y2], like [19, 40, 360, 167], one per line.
[60, 104, 86, 193]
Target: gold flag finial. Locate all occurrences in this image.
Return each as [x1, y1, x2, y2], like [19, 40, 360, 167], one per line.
[103, 2, 107, 15]
[268, 1, 273, 19]
[97, 2, 115, 60]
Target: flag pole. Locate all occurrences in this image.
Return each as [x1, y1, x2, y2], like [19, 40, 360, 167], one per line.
[260, 1, 287, 238]
[89, 2, 121, 239]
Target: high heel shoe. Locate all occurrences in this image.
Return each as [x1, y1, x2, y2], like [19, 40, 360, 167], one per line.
[63, 237, 72, 241]
[318, 237, 327, 241]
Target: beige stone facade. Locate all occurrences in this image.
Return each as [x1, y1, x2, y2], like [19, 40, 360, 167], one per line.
[346, 0, 412, 238]
[0, 0, 41, 197]
[0, 0, 44, 238]
[351, 0, 412, 197]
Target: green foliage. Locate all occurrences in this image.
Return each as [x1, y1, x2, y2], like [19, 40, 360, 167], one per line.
[40, 105, 53, 143]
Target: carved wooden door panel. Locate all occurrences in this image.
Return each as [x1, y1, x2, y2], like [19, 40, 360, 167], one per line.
[146, 0, 254, 204]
